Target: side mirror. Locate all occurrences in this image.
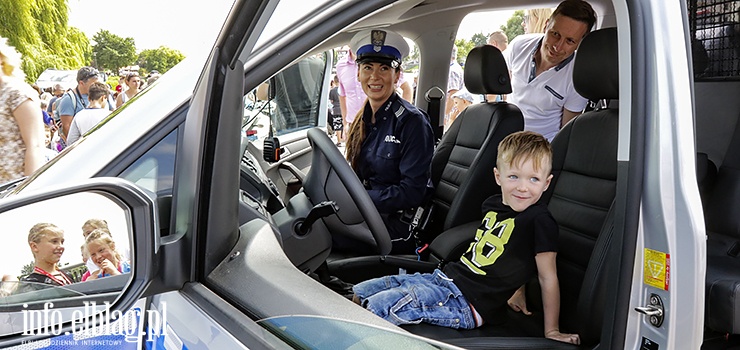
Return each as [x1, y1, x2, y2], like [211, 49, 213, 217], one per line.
[0, 178, 156, 346]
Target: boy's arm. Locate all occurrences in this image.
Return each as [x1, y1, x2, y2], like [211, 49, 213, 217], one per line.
[536, 251, 580, 345]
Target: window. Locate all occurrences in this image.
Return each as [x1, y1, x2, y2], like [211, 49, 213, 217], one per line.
[119, 130, 177, 195]
[690, 0, 740, 79]
[119, 129, 178, 236]
[252, 54, 328, 135]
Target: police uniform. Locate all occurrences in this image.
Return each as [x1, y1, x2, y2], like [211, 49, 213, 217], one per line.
[349, 29, 435, 253]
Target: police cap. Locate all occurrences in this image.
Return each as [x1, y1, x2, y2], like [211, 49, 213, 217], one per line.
[350, 29, 409, 69]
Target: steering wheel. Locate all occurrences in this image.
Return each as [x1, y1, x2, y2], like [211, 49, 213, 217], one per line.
[302, 128, 392, 255]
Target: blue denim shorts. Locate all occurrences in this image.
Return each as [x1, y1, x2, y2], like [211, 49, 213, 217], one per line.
[352, 269, 476, 329]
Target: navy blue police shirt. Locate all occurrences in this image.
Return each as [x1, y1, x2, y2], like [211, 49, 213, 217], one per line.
[356, 93, 435, 214]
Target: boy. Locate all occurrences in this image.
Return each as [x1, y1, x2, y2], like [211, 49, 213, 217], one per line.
[22, 223, 74, 287]
[352, 131, 580, 345]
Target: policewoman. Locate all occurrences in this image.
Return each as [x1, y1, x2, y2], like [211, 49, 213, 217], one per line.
[344, 29, 435, 254]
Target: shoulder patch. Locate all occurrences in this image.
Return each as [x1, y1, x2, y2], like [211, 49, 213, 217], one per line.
[395, 106, 405, 118]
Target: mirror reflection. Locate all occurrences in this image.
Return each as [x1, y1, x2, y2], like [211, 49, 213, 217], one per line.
[0, 191, 132, 335]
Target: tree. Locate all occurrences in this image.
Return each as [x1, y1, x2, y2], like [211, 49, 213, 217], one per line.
[137, 46, 185, 75]
[454, 39, 475, 65]
[0, 0, 89, 83]
[92, 30, 137, 72]
[471, 32, 488, 47]
[21, 260, 34, 276]
[501, 10, 525, 44]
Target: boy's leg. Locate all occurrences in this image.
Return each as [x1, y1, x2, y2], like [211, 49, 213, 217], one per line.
[358, 270, 476, 329]
[353, 273, 419, 301]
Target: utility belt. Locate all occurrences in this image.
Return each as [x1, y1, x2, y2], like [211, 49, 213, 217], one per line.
[397, 204, 434, 247]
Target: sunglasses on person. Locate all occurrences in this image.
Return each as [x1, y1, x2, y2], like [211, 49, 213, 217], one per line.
[82, 70, 100, 81]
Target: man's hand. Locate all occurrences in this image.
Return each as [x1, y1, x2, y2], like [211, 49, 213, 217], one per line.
[507, 285, 532, 315]
[545, 329, 581, 345]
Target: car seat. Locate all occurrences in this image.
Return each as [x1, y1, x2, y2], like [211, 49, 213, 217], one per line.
[704, 114, 740, 335]
[403, 27, 620, 349]
[423, 44, 525, 242]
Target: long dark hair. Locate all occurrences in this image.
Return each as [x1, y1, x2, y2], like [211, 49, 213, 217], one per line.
[345, 104, 367, 171]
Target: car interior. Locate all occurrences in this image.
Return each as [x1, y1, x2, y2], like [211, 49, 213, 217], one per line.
[8, 0, 728, 347]
[211, 0, 740, 348]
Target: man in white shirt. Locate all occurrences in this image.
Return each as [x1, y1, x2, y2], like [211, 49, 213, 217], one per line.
[505, 0, 596, 141]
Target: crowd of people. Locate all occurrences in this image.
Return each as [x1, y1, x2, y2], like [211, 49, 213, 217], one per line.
[0, 36, 161, 185]
[329, 0, 595, 344]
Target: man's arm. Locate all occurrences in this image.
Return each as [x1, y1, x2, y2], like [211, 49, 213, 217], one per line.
[445, 89, 459, 117]
[60, 114, 73, 142]
[399, 81, 413, 102]
[536, 251, 580, 345]
[339, 95, 348, 120]
[561, 108, 581, 128]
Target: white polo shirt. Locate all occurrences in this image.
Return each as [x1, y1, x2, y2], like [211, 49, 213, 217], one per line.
[506, 34, 588, 141]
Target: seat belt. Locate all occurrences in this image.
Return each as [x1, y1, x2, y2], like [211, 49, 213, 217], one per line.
[425, 86, 445, 141]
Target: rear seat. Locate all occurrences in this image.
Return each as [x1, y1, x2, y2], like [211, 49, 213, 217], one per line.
[704, 116, 740, 335]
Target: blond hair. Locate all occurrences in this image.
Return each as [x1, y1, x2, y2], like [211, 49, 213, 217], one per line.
[526, 8, 553, 34]
[85, 229, 121, 263]
[28, 223, 64, 258]
[82, 218, 109, 237]
[28, 223, 63, 244]
[0, 37, 25, 80]
[497, 131, 552, 174]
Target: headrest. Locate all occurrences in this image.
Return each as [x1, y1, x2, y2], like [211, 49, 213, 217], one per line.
[464, 45, 512, 95]
[691, 38, 709, 78]
[574, 27, 618, 100]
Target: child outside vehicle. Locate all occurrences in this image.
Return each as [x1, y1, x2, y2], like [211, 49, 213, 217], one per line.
[82, 229, 130, 281]
[351, 131, 580, 345]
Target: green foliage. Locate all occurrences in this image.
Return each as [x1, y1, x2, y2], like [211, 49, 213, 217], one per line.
[137, 46, 185, 74]
[454, 39, 475, 65]
[501, 10, 525, 44]
[21, 261, 34, 276]
[92, 30, 137, 72]
[0, 0, 89, 83]
[471, 32, 488, 47]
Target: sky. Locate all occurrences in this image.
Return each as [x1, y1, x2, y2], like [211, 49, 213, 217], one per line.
[67, 0, 236, 57]
[67, 0, 513, 58]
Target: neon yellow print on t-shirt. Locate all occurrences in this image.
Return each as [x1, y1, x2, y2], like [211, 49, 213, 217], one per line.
[460, 211, 515, 275]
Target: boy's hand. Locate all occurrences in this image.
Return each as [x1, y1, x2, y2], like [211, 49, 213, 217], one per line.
[545, 330, 580, 345]
[507, 285, 532, 315]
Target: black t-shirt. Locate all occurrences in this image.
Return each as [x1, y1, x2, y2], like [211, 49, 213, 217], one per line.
[22, 271, 74, 287]
[444, 194, 558, 323]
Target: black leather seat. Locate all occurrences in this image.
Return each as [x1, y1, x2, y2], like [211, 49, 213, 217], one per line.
[423, 45, 525, 242]
[327, 45, 523, 281]
[704, 116, 740, 335]
[403, 27, 620, 349]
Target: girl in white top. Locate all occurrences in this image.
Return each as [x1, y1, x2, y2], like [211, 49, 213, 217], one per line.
[115, 73, 141, 108]
[66, 82, 111, 144]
